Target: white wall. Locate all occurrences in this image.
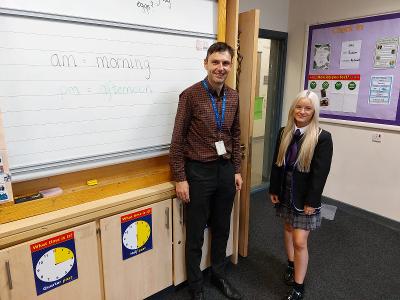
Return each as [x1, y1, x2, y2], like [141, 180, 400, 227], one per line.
[284, 0, 400, 221]
[239, 0, 289, 32]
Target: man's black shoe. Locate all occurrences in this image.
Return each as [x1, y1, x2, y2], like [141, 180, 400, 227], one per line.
[284, 265, 294, 286]
[283, 288, 304, 300]
[191, 291, 205, 300]
[211, 275, 242, 300]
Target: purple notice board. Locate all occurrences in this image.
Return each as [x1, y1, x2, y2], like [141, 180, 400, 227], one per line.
[304, 12, 400, 126]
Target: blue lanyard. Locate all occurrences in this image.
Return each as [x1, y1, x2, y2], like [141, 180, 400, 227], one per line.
[201, 80, 226, 131]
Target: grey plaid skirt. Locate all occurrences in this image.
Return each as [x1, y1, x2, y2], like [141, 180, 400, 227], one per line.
[275, 170, 321, 231]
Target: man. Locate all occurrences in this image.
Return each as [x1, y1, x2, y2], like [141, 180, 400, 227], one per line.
[170, 42, 243, 300]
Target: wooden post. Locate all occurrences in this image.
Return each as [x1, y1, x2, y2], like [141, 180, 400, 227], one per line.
[225, 0, 239, 90]
[218, 0, 227, 42]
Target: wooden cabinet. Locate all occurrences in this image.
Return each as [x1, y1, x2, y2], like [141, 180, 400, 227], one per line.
[172, 198, 234, 285]
[0, 222, 102, 300]
[0, 191, 235, 299]
[100, 199, 172, 300]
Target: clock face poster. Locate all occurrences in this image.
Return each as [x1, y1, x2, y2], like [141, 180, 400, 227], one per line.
[30, 231, 78, 296]
[121, 207, 153, 260]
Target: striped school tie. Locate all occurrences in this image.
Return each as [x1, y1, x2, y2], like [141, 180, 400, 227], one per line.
[286, 129, 301, 165]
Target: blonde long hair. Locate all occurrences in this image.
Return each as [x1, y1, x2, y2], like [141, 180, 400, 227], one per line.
[276, 90, 320, 172]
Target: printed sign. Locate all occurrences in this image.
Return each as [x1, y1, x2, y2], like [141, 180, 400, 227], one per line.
[0, 154, 8, 202]
[313, 43, 331, 70]
[369, 75, 393, 104]
[308, 74, 361, 113]
[374, 37, 399, 69]
[121, 208, 153, 260]
[30, 232, 78, 296]
[340, 40, 362, 69]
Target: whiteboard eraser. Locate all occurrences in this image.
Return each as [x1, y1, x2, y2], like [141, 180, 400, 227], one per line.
[39, 187, 63, 198]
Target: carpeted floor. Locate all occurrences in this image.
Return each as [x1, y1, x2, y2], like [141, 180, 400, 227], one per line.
[150, 191, 400, 300]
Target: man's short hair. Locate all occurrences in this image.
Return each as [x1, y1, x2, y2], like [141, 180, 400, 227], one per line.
[206, 42, 234, 60]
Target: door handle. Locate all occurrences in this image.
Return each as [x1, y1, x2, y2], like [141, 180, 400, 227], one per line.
[6, 260, 13, 290]
[179, 202, 184, 225]
[165, 207, 170, 229]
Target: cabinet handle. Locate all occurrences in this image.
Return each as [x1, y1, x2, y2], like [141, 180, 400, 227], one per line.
[5, 260, 13, 290]
[179, 202, 184, 225]
[165, 207, 170, 229]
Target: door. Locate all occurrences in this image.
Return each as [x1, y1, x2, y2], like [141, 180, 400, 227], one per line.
[237, 9, 260, 257]
[100, 199, 172, 300]
[0, 222, 102, 300]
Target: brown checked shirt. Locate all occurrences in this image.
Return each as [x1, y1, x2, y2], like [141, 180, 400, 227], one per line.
[170, 78, 241, 182]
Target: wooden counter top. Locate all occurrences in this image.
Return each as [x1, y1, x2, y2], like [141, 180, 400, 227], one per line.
[0, 182, 175, 249]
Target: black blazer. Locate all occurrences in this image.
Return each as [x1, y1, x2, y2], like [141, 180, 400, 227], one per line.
[269, 127, 333, 211]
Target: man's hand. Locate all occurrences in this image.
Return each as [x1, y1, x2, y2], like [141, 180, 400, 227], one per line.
[176, 181, 190, 203]
[234, 173, 243, 191]
[270, 194, 280, 204]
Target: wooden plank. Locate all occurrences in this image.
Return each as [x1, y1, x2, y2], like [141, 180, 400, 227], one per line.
[225, 0, 239, 90]
[218, 0, 227, 42]
[238, 9, 259, 257]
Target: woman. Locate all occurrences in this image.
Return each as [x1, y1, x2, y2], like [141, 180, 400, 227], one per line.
[269, 90, 333, 300]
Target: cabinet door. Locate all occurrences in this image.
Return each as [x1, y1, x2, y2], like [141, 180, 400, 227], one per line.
[0, 222, 102, 300]
[172, 198, 234, 285]
[100, 199, 172, 300]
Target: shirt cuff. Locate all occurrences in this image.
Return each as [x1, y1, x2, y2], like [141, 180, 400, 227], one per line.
[173, 172, 187, 182]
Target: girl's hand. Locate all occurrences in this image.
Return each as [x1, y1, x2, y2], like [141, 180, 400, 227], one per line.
[270, 194, 280, 204]
[304, 205, 315, 215]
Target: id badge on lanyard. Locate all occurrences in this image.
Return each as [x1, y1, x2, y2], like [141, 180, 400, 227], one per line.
[202, 80, 227, 156]
[215, 140, 227, 155]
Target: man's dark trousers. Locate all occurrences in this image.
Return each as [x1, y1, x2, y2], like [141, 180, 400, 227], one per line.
[185, 158, 236, 293]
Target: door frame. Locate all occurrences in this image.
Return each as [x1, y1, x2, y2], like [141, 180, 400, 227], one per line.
[251, 29, 287, 193]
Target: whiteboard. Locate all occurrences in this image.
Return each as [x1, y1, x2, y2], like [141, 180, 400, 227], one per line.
[0, 10, 216, 181]
[0, 0, 218, 35]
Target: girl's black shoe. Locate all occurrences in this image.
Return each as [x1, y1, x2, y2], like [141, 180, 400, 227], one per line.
[283, 288, 303, 300]
[283, 265, 294, 286]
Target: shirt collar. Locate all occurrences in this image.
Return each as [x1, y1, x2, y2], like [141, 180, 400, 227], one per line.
[205, 77, 225, 97]
[294, 124, 308, 135]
